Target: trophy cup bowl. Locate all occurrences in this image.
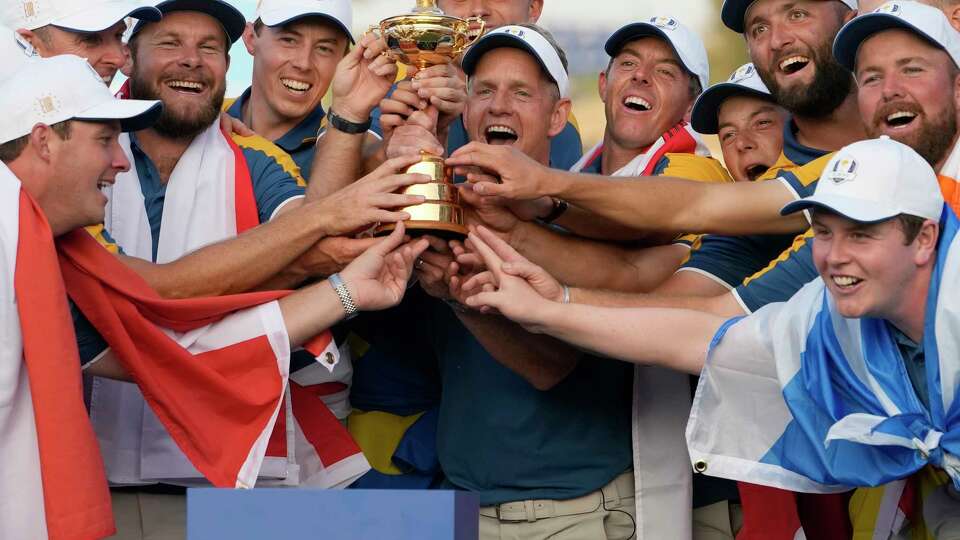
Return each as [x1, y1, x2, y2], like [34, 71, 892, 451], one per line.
[373, 0, 484, 239]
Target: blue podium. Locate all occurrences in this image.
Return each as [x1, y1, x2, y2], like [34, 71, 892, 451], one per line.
[187, 489, 478, 540]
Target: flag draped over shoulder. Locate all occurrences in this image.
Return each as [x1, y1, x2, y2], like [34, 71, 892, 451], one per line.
[2, 176, 114, 540]
[687, 206, 960, 493]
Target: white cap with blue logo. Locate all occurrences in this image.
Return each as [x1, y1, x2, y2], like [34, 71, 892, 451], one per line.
[461, 25, 570, 99]
[691, 63, 774, 134]
[0, 0, 160, 33]
[604, 16, 709, 93]
[833, 1, 960, 71]
[255, 0, 354, 44]
[781, 136, 943, 223]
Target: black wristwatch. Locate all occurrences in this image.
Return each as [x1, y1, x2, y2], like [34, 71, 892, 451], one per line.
[540, 197, 569, 224]
[327, 109, 372, 134]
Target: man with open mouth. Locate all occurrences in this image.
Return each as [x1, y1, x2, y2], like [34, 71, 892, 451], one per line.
[689, 62, 787, 184]
[462, 135, 960, 540]
[1, 0, 161, 86]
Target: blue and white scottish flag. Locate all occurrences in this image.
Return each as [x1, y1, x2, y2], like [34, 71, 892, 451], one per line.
[687, 207, 960, 492]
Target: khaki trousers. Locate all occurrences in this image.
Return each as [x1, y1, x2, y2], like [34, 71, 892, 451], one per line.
[692, 500, 744, 540]
[478, 471, 637, 540]
[108, 490, 186, 540]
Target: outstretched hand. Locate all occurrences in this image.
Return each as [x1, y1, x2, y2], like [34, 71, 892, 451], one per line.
[462, 225, 562, 332]
[316, 154, 431, 235]
[340, 222, 430, 312]
[446, 142, 553, 200]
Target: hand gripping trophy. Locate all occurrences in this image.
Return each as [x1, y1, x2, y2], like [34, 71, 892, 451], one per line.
[373, 0, 484, 238]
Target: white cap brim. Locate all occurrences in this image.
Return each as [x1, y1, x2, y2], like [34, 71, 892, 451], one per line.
[75, 98, 162, 133]
[462, 26, 570, 99]
[52, 1, 161, 33]
[781, 194, 901, 223]
[258, 7, 353, 43]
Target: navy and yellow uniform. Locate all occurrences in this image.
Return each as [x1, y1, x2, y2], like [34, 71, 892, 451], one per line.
[75, 132, 305, 364]
[225, 89, 383, 181]
[128, 132, 305, 261]
[678, 119, 830, 290]
[581, 150, 735, 245]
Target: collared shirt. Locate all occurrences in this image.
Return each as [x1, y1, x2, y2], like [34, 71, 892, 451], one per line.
[127, 132, 305, 261]
[891, 324, 929, 412]
[679, 118, 831, 293]
[225, 88, 326, 178]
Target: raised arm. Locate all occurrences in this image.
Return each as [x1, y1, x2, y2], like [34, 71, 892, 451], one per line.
[307, 33, 397, 197]
[447, 142, 809, 236]
[119, 156, 428, 298]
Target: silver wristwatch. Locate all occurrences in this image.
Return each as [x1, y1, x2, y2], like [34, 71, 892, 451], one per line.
[329, 273, 358, 320]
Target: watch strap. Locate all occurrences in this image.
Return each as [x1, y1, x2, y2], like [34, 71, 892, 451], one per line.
[327, 109, 372, 134]
[329, 273, 359, 320]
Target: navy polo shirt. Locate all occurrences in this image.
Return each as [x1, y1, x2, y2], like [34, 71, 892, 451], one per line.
[127, 132, 305, 262]
[225, 88, 327, 179]
[679, 119, 828, 290]
[423, 298, 633, 506]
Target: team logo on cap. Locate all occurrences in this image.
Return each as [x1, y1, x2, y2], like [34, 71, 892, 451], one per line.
[876, 2, 902, 15]
[34, 94, 60, 116]
[20, 0, 41, 21]
[649, 16, 679, 31]
[826, 157, 858, 184]
[729, 64, 756, 84]
[502, 27, 526, 38]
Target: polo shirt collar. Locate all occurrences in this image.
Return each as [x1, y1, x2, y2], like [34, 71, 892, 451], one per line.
[228, 86, 326, 153]
[783, 117, 829, 166]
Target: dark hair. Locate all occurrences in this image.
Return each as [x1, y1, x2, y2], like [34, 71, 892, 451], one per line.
[0, 120, 72, 162]
[896, 214, 928, 245]
[604, 43, 701, 99]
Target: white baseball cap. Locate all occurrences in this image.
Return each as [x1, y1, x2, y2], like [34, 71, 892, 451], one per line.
[256, 0, 354, 44]
[461, 25, 570, 99]
[691, 63, 774, 134]
[604, 17, 709, 92]
[0, 24, 37, 80]
[1, 0, 160, 33]
[0, 55, 161, 144]
[833, 1, 960, 71]
[722, 0, 858, 33]
[781, 136, 944, 223]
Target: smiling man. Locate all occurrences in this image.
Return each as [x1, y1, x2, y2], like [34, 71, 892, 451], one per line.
[1, 0, 161, 85]
[463, 136, 960, 540]
[227, 0, 365, 176]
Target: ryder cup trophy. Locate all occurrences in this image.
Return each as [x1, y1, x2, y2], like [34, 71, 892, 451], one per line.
[373, 0, 484, 238]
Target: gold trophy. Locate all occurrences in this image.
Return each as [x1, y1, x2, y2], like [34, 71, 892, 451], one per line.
[373, 0, 484, 238]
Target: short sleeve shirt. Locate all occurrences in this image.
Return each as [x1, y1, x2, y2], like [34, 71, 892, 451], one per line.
[127, 132, 306, 262]
[678, 119, 831, 290]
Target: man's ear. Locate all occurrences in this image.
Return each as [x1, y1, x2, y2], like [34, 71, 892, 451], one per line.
[914, 220, 940, 267]
[242, 22, 257, 56]
[29, 124, 55, 163]
[547, 98, 572, 138]
[947, 3, 960, 33]
[527, 0, 544, 23]
[598, 70, 608, 103]
[16, 28, 42, 55]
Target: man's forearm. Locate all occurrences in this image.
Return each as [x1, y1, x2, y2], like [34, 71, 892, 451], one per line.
[545, 171, 808, 236]
[120, 200, 332, 298]
[278, 278, 345, 347]
[307, 128, 368, 198]
[570, 286, 747, 318]
[510, 222, 660, 292]
[536, 301, 723, 375]
[455, 308, 580, 391]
